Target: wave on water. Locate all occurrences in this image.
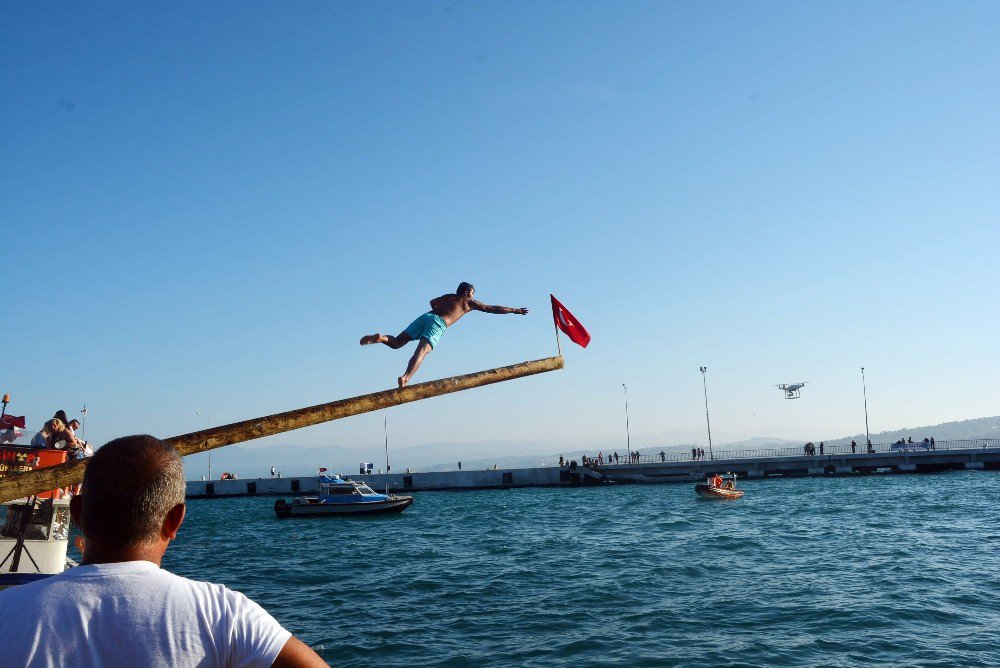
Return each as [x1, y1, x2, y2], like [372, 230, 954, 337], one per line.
[162, 471, 1000, 667]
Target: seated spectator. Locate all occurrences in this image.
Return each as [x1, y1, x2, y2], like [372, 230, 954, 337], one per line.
[46, 420, 81, 451]
[31, 419, 63, 449]
[0, 434, 326, 667]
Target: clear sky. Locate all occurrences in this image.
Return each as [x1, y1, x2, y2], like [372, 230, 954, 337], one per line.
[4, 1, 999, 458]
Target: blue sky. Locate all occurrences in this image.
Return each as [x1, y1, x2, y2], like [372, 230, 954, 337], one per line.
[4, 2, 999, 461]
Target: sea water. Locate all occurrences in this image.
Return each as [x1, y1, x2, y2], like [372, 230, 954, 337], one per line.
[146, 471, 1000, 666]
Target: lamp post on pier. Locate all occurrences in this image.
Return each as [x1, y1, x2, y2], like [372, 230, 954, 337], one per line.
[196, 411, 221, 479]
[622, 384, 631, 461]
[861, 366, 871, 451]
[700, 367, 714, 461]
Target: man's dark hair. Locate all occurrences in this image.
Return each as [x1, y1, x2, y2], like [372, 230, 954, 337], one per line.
[80, 435, 185, 550]
[457, 282, 474, 295]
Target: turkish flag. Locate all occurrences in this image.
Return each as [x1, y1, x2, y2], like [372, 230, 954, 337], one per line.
[0, 414, 25, 429]
[550, 294, 591, 348]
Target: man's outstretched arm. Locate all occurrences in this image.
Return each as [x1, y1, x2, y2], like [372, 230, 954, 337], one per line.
[470, 300, 529, 315]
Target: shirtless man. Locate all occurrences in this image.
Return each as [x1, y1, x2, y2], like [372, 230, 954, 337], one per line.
[360, 282, 528, 387]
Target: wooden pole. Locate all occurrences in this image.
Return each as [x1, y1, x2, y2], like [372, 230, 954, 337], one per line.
[0, 356, 564, 503]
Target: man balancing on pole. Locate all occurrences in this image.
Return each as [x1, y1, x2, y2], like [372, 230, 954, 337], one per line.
[360, 282, 529, 387]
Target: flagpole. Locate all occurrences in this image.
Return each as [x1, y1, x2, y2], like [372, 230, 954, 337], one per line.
[553, 318, 563, 358]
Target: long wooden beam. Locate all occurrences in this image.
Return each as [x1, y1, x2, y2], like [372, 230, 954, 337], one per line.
[0, 356, 563, 503]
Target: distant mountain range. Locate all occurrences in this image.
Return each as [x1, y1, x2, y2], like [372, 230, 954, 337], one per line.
[182, 416, 1000, 480]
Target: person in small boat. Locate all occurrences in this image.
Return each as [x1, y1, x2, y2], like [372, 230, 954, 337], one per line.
[0, 434, 327, 667]
[709, 474, 723, 488]
[724, 478, 735, 490]
[360, 282, 529, 388]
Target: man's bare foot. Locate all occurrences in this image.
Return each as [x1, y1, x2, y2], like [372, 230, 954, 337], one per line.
[360, 334, 383, 345]
[398, 376, 408, 388]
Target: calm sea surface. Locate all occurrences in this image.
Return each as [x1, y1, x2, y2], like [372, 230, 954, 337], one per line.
[133, 471, 1000, 666]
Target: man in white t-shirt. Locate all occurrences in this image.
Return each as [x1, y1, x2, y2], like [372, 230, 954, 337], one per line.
[0, 434, 327, 667]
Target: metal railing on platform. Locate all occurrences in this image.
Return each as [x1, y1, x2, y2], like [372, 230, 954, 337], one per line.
[587, 438, 1000, 467]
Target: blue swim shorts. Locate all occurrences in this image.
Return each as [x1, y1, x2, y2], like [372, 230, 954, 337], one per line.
[403, 312, 447, 348]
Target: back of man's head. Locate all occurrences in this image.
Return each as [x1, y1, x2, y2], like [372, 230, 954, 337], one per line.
[81, 435, 185, 550]
[457, 281, 474, 296]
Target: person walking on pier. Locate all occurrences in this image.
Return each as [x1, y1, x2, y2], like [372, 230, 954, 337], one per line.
[851, 440, 857, 454]
[360, 282, 529, 388]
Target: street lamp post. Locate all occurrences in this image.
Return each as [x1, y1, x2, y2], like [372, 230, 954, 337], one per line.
[861, 366, 871, 451]
[197, 411, 221, 479]
[622, 384, 631, 460]
[700, 367, 714, 460]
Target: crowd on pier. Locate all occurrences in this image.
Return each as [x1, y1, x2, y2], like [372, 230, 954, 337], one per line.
[561, 449, 671, 469]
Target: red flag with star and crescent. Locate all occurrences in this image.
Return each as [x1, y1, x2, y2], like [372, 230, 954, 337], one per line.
[0, 414, 25, 429]
[550, 294, 590, 348]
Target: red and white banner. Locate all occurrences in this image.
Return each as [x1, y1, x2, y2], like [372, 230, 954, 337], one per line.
[550, 294, 591, 348]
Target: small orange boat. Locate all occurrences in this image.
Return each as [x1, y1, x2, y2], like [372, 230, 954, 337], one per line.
[695, 473, 744, 500]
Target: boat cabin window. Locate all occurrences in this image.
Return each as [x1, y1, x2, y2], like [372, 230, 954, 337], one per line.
[322, 485, 356, 495]
[0, 500, 62, 541]
[357, 485, 375, 495]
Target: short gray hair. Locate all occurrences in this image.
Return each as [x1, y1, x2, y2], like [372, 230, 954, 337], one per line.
[81, 435, 186, 550]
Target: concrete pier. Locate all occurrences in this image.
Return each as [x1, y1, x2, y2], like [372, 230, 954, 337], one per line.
[185, 439, 1000, 498]
[186, 464, 607, 498]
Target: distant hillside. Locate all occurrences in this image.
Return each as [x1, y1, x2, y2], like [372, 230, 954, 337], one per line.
[181, 417, 1000, 479]
[819, 416, 1000, 448]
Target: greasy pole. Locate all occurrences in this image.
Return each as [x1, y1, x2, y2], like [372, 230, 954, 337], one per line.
[0, 356, 564, 503]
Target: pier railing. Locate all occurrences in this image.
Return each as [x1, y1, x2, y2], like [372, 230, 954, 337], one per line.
[592, 438, 1000, 467]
